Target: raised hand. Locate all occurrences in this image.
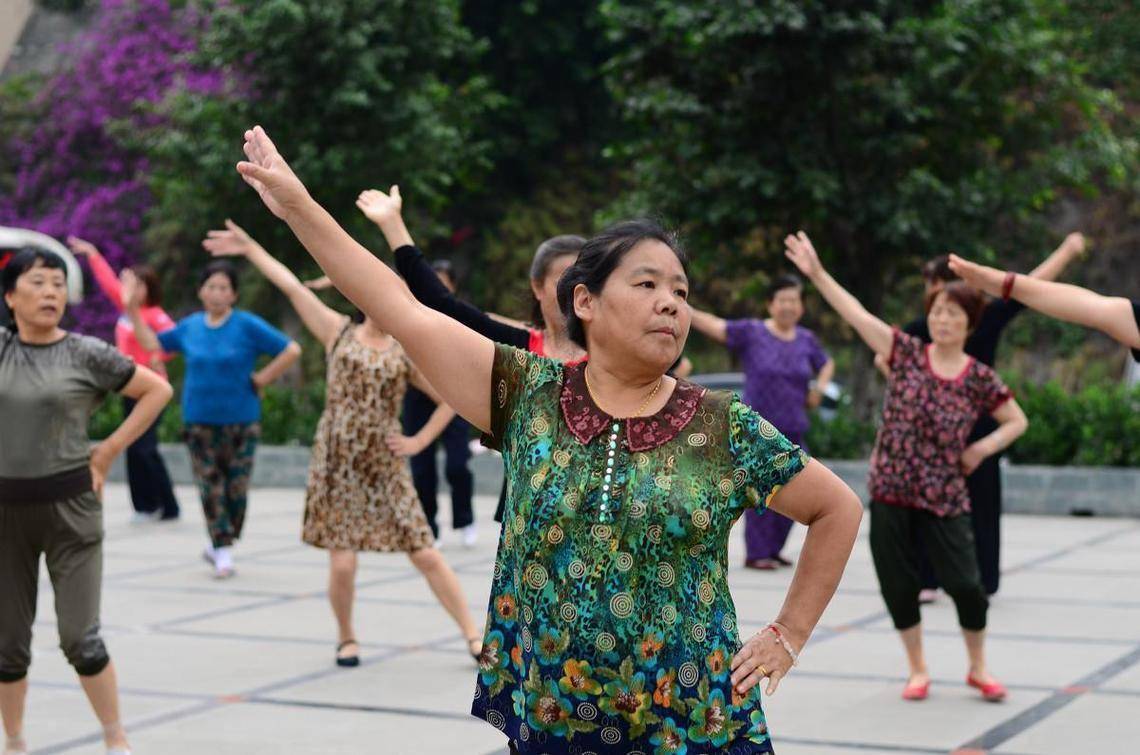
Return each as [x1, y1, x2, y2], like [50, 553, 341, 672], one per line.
[236, 126, 311, 220]
[784, 231, 823, 279]
[67, 236, 99, 257]
[120, 269, 148, 311]
[947, 254, 1003, 297]
[1061, 231, 1088, 259]
[203, 219, 261, 258]
[355, 186, 403, 228]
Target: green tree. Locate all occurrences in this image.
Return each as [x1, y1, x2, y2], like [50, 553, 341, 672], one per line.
[141, 0, 501, 335]
[600, 0, 1135, 408]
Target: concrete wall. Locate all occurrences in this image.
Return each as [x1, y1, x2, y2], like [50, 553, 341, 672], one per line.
[107, 445, 1140, 518]
[0, 0, 34, 72]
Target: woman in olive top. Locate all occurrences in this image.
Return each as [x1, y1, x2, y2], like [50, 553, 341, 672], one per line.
[1, 248, 171, 755]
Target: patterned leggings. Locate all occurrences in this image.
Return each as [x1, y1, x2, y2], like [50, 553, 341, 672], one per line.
[185, 423, 260, 548]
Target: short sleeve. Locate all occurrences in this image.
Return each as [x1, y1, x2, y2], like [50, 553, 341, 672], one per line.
[727, 396, 809, 514]
[888, 328, 923, 373]
[976, 366, 1014, 414]
[242, 312, 291, 357]
[482, 343, 562, 452]
[804, 330, 829, 372]
[724, 319, 751, 353]
[80, 336, 137, 394]
[157, 319, 184, 353]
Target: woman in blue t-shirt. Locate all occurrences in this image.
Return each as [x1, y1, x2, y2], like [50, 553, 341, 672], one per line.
[128, 261, 300, 578]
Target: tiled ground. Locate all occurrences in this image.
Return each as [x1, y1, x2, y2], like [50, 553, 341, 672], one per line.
[16, 484, 1140, 754]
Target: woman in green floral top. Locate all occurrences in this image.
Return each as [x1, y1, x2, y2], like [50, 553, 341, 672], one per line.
[235, 126, 864, 754]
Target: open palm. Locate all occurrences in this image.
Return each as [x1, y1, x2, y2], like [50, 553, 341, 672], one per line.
[355, 187, 402, 226]
[203, 219, 259, 258]
[236, 126, 309, 220]
[784, 231, 823, 278]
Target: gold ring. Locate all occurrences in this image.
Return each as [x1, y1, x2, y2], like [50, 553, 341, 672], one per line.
[756, 664, 769, 677]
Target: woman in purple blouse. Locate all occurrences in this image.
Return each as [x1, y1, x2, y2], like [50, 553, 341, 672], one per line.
[691, 275, 835, 569]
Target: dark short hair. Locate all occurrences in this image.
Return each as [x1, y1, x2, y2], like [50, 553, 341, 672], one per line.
[922, 254, 957, 284]
[767, 273, 803, 301]
[198, 260, 239, 293]
[131, 263, 163, 307]
[529, 235, 585, 328]
[2, 247, 68, 325]
[556, 220, 688, 349]
[924, 280, 985, 331]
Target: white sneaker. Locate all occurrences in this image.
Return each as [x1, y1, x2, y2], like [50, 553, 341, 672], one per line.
[130, 511, 160, 524]
[212, 546, 235, 579]
[461, 524, 478, 548]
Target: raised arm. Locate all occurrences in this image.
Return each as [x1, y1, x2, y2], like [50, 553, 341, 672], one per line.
[202, 220, 347, 350]
[1025, 231, 1085, 282]
[122, 272, 161, 352]
[236, 126, 495, 432]
[68, 236, 123, 310]
[948, 254, 1140, 351]
[784, 232, 894, 358]
[688, 307, 728, 344]
[357, 190, 531, 350]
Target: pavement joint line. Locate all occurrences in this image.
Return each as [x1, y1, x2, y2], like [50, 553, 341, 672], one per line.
[1000, 522, 1140, 577]
[36, 630, 471, 754]
[242, 695, 476, 722]
[956, 641, 1140, 752]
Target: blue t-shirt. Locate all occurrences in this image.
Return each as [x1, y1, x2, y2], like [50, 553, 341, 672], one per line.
[158, 310, 290, 424]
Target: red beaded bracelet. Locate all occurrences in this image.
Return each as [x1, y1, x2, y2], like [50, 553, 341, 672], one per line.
[765, 624, 800, 666]
[1001, 271, 1017, 301]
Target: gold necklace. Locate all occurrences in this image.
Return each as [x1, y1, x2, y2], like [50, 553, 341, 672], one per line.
[584, 367, 663, 419]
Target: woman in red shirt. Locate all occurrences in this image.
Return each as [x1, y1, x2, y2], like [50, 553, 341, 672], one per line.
[68, 237, 180, 521]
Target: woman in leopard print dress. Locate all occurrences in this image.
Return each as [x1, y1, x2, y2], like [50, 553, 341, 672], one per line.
[203, 221, 483, 666]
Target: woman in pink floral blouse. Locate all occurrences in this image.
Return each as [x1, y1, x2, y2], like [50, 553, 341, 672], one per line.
[786, 231, 1028, 704]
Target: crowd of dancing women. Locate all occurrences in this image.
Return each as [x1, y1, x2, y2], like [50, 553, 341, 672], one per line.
[2, 125, 1138, 755]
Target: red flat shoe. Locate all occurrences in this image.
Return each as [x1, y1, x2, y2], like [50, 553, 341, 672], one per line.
[966, 674, 1007, 702]
[901, 678, 930, 701]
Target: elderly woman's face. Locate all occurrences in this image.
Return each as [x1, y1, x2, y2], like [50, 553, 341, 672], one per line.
[581, 239, 690, 371]
[5, 260, 67, 331]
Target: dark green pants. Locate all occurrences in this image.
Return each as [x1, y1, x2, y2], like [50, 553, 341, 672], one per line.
[0, 493, 109, 682]
[185, 423, 259, 548]
[870, 500, 989, 631]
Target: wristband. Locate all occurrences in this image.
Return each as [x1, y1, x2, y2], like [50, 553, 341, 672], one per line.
[1000, 271, 1017, 301]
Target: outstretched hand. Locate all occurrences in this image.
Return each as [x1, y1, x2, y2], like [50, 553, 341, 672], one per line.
[356, 187, 403, 227]
[67, 236, 99, 257]
[303, 275, 334, 291]
[1062, 231, 1088, 259]
[203, 219, 260, 258]
[947, 254, 1003, 297]
[784, 231, 823, 278]
[236, 126, 311, 220]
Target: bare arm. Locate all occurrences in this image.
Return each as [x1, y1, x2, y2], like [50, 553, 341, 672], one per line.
[89, 366, 172, 497]
[236, 126, 495, 432]
[960, 397, 1029, 474]
[203, 220, 347, 349]
[949, 255, 1140, 351]
[807, 358, 835, 409]
[731, 460, 863, 695]
[689, 307, 729, 344]
[1025, 232, 1084, 282]
[785, 232, 894, 358]
[122, 273, 161, 352]
[253, 341, 301, 389]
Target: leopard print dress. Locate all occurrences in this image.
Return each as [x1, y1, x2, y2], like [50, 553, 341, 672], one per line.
[302, 324, 434, 552]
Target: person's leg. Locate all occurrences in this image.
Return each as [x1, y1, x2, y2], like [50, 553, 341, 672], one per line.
[441, 418, 475, 531]
[405, 392, 441, 539]
[869, 502, 927, 686]
[328, 550, 358, 647]
[122, 397, 156, 515]
[133, 404, 179, 520]
[407, 547, 481, 653]
[46, 494, 128, 749]
[967, 455, 1002, 595]
[0, 505, 43, 751]
[185, 424, 231, 552]
[221, 423, 260, 546]
[920, 512, 996, 686]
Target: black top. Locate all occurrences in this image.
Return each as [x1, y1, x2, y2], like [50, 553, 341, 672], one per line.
[904, 298, 1025, 367]
[1131, 300, 1140, 362]
[394, 244, 530, 350]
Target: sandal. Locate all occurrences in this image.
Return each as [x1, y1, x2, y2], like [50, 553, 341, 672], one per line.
[966, 673, 1007, 702]
[466, 635, 483, 662]
[901, 677, 930, 701]
[336, 639, 360, 668]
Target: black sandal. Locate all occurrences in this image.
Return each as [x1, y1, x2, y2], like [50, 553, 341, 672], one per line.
[336, 639, 360, 668]
[466, 636, 483, 662]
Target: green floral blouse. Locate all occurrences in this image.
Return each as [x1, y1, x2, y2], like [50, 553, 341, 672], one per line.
[472, 345, 809, 754]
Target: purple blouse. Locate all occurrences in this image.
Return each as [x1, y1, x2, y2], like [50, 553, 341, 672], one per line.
[725, 320, 829, 440]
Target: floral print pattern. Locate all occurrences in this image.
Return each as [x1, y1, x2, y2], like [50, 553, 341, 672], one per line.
[869, 330, 1013, 518]
[472, 345, 808, 753]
